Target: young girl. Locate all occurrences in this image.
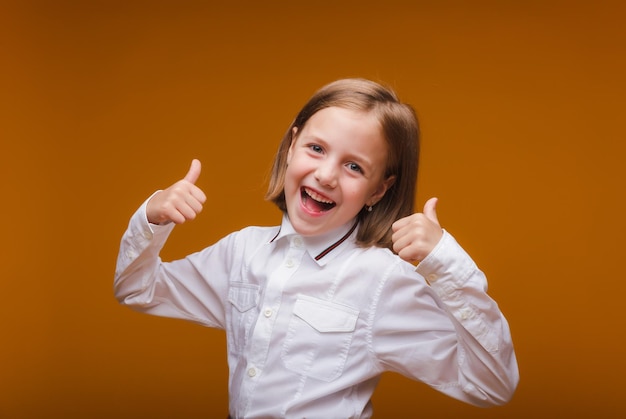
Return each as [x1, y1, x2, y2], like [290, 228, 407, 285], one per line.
[114, 78, 519, 418]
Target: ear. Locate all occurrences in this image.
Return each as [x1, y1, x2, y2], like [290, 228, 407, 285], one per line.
[287, 126, 298, 164]
[368, 175, 396, 206]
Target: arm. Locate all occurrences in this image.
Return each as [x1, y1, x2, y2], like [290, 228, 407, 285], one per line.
[113, 160, 229, 328]
[384, 198, 519, 405]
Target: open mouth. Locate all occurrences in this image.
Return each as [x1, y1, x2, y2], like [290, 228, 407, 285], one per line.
[301, 187, 336, 213]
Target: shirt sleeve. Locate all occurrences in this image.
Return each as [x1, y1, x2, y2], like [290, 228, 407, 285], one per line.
[372, 230, 519, 407]
[113, 195, 231, 329]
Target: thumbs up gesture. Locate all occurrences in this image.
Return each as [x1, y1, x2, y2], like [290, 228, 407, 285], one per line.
[391, 197, 444, 263]
[146, 159, 207, 225]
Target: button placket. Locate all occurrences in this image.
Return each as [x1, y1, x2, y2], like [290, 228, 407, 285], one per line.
[245, 237, 305, 377]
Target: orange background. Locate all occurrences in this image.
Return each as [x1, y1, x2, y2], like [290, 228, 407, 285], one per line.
[2, 1, 625, 417]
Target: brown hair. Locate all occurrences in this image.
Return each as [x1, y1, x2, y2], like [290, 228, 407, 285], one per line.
[265, 78, 419, 250]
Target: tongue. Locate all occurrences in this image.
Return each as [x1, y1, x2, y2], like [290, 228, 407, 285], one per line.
[304, 195, 332, 212]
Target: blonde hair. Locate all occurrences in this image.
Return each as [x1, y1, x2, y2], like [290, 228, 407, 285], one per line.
[265, 78, 419, 250]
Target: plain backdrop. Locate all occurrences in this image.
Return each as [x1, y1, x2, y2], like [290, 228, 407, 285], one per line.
[2, 1, 625, 417]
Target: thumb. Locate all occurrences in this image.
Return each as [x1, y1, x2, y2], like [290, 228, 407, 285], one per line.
[183, 159, 201, 184]
[423, 197, 440, 225]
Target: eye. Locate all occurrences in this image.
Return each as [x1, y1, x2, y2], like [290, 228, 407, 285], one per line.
[347, 162, 363, 173]
[309, 144, 323, 153]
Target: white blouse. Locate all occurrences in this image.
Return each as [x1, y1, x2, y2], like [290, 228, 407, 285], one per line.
[115, 196, 519, 418]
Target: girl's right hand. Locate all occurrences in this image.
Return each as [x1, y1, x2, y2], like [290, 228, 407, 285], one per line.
[146, 159, 207, 225]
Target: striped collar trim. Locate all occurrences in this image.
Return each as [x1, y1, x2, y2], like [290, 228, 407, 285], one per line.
[313, 220, 358, 260]
[269, 217, 359, 262]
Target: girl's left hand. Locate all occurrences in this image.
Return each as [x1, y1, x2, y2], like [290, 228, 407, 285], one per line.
[391, 197, 444, 263]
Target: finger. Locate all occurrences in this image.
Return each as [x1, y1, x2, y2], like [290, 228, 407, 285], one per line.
[166, 202, 200, 224]
[398, 248, 421, 264]
[177, 202, 201, 221]
[184, 193, 205, 214]
[184, 159, 202, 184]
[391, 232, 411, 255]
[168, 211, 186, 225]
[391, 214, 411, 232]
[160, 203, 186, 224]
[391, 223, 418, 252]
[423, 197, 439, 225]
[189, 184, 207, 204]
[393, 234, 421, 263]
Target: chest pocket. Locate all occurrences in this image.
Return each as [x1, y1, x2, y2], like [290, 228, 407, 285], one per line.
[281, 295, 359, 382]
[227, 283, 260, 355]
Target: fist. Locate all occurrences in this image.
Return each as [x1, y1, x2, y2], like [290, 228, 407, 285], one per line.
[146, 159, 207, 225]
[391, 197, 443, 263]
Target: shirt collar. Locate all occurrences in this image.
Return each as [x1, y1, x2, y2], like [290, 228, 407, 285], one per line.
[270, 215, 359, 266]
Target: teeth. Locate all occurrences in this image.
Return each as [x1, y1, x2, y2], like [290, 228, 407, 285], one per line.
[304, 187, 334, 204]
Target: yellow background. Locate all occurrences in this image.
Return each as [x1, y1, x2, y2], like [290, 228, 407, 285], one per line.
[2, 1, 625, 417]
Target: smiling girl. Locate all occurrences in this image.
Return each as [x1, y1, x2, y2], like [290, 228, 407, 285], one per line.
[114, 78, 518, 418]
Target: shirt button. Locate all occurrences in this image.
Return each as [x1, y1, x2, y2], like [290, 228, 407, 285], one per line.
[293, 237, 303, 248]
[285, 258, 294, 268]
[264, 308, 273, 318]
[247, 368, 257, 377]
[460, 308, 471, 320]
[427, 273, 438, 283]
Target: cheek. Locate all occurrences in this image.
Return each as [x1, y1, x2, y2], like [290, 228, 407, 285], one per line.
[286, 154, 310, 179]
[344, 183, 369, 203]
[284, 163, 302, 193]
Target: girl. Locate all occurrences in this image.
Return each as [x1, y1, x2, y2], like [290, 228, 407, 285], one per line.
[115, 78, 518, 418]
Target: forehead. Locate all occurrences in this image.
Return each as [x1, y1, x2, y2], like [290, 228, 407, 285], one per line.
[300, 106, 383, 140]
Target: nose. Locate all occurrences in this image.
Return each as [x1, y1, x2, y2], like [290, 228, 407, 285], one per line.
[315, 161, 338, 188]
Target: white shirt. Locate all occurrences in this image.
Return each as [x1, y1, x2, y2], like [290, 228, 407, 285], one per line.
[115, 197, 519, 418]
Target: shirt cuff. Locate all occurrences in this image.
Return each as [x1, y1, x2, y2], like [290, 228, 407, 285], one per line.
[129, 192, 175, 242]
[415, 230, 484, 291]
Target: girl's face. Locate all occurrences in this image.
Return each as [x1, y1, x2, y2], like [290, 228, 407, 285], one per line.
[285, 106, 395, 237]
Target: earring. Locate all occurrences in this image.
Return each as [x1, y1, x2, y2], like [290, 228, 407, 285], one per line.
[366, 205, 373, 212]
